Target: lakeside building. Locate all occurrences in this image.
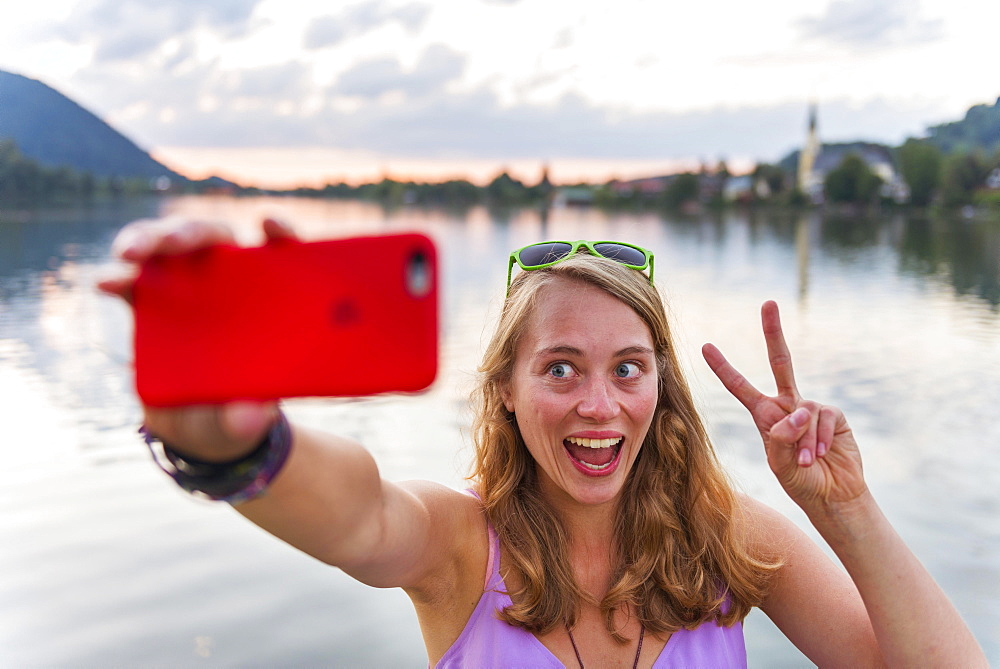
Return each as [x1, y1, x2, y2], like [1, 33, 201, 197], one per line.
[798, 103, 822, 199]
[797, 104, 910, 204]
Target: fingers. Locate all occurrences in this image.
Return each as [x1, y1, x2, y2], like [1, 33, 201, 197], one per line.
[99, 218, 296, 303]
[761, 300, 800, 400]
[142, 401, 279, 461]
[113, 218, 238, 262]
[96, 267, 139, 303]
[796, 402, 819, 466]
[100, 218, 237, 306]
[112, 217, 297, 262]
[771, 406, 812, 467]
[262, 218, 299, 242]
[221, 401, 281, 442]
[770, 401, 833, 468]
[702, 342, 765, 412]
[816, 405, 838, 458]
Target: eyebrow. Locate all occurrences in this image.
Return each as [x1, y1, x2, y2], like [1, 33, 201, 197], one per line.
[535, 345, 654, 358]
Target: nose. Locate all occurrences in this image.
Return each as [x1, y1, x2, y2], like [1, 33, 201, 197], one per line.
[576, 376, 620, 423]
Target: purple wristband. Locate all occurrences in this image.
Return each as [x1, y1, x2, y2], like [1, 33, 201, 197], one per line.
[141, 411, 293, 504]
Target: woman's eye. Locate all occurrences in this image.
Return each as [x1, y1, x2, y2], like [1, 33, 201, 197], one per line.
[548, 363, 572, 378]
[615, 362, 640, 378]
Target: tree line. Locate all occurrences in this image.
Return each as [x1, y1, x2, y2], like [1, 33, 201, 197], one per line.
[282, 169, 558, 209]
[3, 138, 1000, 213]
[0, 139, 178, 204]
[0, 139, 233, 205]
[283, 145, 1000, 212]
[821, 141, 1000, 209]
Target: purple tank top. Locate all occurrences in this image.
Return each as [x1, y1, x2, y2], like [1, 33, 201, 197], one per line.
[435, 518, 748, 668]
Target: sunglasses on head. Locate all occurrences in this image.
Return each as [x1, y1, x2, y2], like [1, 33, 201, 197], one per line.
[507, 240, 654, 291]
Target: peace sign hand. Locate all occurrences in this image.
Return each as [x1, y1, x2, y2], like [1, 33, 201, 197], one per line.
[702, 301, 868, 516]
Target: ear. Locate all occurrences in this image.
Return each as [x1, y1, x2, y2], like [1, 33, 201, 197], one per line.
[501, 381, 515, 414]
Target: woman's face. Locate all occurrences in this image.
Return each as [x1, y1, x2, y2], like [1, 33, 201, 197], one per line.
[502, 277, 659, 507]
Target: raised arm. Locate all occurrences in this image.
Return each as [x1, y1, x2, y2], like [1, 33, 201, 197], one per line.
[98, 218, 482, 595]
[703, 301, 986, 667]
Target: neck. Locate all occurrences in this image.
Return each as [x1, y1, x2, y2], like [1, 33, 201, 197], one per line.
[536, 482, 620, 591]
[565, 508, 616, 557]
[539, 481, 619, 547]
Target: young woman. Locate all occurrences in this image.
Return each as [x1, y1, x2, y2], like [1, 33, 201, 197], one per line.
[100, 220, 986, 667]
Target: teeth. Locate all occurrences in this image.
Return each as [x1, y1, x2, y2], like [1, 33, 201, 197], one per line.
[566, 436, 622, 449]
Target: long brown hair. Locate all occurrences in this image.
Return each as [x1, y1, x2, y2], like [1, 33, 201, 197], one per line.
[470, 253, 780, 642]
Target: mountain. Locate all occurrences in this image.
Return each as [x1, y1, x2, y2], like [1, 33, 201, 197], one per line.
[0, 69, 182, 181]
[776, 98, 1000, 173]
[926, 97, 1000, 155]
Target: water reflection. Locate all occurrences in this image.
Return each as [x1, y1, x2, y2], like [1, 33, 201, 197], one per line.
[795, 215, 810, 302]
[0, 200, 161, 279]
[1, 197, 998, 666]
[812, 212, 1000, 308]
[897, 215, 1000, 308]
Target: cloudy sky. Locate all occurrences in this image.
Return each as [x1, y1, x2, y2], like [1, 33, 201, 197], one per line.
[2, 0, 997, 187]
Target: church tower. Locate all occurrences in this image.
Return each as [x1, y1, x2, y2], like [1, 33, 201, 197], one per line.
[797, 103, 820, 194]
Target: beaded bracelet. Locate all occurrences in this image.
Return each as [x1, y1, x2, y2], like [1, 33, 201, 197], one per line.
[140, 411, 292, 505]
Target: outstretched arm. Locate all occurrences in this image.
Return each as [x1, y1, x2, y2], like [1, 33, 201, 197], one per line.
[703, 301, 986, 667]
[98, 218, 482, 595]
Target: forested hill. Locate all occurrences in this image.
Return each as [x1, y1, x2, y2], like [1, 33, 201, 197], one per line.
[0, 70, 181, 180]
[927, 97, 1000, 154]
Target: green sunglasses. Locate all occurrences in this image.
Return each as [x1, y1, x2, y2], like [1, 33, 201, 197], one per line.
[507, 240, 654, 291]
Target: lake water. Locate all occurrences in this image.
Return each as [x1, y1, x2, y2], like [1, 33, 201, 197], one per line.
[1, 195, 998, 667]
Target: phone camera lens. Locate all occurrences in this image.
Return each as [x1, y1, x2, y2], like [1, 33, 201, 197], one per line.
[406, 251, 431, 298]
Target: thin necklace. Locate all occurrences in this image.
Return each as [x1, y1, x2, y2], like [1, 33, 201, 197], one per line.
[566, 624, 645, 669]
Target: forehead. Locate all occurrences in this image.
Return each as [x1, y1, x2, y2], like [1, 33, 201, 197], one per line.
[517, 277, 653, 354]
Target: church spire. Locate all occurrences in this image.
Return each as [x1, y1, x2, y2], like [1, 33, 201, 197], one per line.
[798, 102, 820, 194]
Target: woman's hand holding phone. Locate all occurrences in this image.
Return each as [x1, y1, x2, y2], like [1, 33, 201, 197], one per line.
[98, 218, 296, 460]
[97, 217, 445, 579]
[100, 218, 297, 304]
[98, 216, 438, 460]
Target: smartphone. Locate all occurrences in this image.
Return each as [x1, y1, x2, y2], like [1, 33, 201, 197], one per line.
[132, 232, 438, 406]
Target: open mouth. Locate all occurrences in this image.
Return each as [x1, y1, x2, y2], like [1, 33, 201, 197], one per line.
[564, 436, 624, 474]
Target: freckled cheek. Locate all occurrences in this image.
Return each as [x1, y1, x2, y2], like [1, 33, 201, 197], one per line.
[514, 392, 570, 457]
[637, 393, 658, 416]
[521, 405, 564, 437]
[628, 390, 659, 436]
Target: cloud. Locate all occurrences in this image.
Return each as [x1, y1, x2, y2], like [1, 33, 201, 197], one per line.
[124, 79, 880, 164]
[796, 0, 943, 48]
[79, 36, 940, 171]
[303, 1, 432, 50]
[51, 0, 261, 62]
[391, 3, 434, 31]
[552, 28, 575, 50]
[334, 58, 406, 98]
[313, 91, 807, 160]
[37, 0, 943, 168]
[334, 44, 466, 99]
[223, 61, 315, 100]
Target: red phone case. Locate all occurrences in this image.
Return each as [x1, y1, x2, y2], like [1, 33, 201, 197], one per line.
[132, 232, 438, 406]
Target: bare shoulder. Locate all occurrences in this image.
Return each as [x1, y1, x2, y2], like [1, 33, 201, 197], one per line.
[396, 482, 489, 600]
[397, 480, 486, 535]
[399, 482, 492, 661]
[732, 493, 803, 555]
[734, 494, 880, 665]
[733, 493, 840, 587]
